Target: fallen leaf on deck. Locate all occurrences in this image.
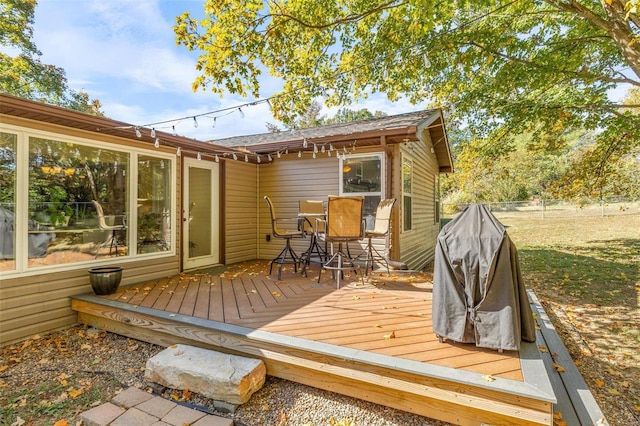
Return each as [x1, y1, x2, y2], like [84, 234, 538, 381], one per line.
[552, 362, 565, 372]
[352, 296, 359, 300]
[383, 331, 396, 339]
[482, 375, 495, 382]
[537, 345, 549, 353]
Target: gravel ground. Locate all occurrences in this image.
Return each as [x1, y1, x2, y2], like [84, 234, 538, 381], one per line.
[0, 326, 447, 426]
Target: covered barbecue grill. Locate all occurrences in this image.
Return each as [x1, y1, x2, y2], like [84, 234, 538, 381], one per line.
[432, 204, 536, 351]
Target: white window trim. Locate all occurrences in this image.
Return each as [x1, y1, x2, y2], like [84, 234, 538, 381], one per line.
[338, 152, 385, 197]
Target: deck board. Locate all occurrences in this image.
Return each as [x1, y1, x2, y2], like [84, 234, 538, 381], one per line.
[72, 261, 563, 425]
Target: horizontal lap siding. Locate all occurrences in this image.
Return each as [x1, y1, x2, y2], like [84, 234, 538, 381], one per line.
[259, 155, 339, 260]
[0, 256, 179, 345]
[224, 161, 258, 264]
[399, 138, 440, 270]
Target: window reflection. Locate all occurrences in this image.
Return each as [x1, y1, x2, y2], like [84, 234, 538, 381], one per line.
[0, 133, 17, 272]
[137, 156, 172, 254]
[28, 137, 129, 267]
[341, 154, 383, 226]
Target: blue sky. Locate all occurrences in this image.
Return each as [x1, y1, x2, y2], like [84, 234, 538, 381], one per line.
[32, 0, 422, 141]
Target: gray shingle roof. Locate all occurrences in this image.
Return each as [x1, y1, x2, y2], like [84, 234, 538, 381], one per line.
[210, 109, 439, 148]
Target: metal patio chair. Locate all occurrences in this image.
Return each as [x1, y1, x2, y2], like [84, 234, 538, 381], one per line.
[264, 196, 305, 280]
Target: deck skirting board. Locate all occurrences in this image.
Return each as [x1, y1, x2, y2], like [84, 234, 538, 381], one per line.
[72, 293, 555, 425]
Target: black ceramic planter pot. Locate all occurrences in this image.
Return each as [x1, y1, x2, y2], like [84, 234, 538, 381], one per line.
[88, 266, 123, 295]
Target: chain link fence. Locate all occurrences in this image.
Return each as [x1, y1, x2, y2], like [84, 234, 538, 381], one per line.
[442, 197, 640, 219]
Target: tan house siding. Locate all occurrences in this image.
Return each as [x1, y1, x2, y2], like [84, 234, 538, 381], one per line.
[224, 161, 259, 264]
[258, 154, 339, 260]
[398, 137, 441, 270]
[0, 256, 179, 345]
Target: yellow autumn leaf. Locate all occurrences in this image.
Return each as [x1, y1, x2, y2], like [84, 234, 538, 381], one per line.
[69, 388, 83, 399]
[553, 412, 563, 420]
[594, 379, 605, 387]
[373, 324, 382, 328]
[53, 420, 68, 426]
[0, 365, 8, 373]
[383, 331, 396, 339]
[552, 362, 565, 373]
[482, 374, 495, 382]
[607, 388, 620, 395]
[352, 296, 359, 300]
[537, 345, 549, 353]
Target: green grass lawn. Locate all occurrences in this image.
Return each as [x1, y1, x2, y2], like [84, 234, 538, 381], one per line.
[497, 214, 640, 422]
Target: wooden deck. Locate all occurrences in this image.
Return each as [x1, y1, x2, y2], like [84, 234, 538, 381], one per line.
[72, 261, 557, 425]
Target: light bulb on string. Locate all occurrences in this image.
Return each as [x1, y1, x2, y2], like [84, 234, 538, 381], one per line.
[303, 138, 308, 148]
[238, 107, 245, 118]
[214, 154, 219, 162]
[277, 151, 282, 158]
[423, 53, 431, 68]
[268, 154, 273, 162]
[256, 154, 261, 163]
[212, 117, 216, 127]
[327, 150, 331, 157]
[298, 151, 302, 158]
[176, 147, 181, 156]
[244, 154, 248, 162]
[313, 144, 318, 153]
[172, 125, 177, 136]
[154, 138, 160, 148]
[135, 127, 141, 138]
[197, 152, 202, 161]
[329, 144, 334, 151]
[150, 128, 156, 138]
[232, 153, 238, 161]
[321, 145, 325, 153]
[313, 152, 316, 159]
[193, 117, 198, 128]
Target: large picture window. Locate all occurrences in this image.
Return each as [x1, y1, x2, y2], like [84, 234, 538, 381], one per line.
[0, 127, 174, 275]
[340, 153, 383, 228]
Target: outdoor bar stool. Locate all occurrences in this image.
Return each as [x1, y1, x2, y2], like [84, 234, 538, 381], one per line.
[356, 198, 396, 274]
[298, 199, 327, 276]
[92, 200, 127, 258]
[317, 195, 365, 288]
[264, 196, 305, 280]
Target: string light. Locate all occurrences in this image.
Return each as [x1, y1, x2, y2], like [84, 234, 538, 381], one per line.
[298, 151, 302, 158]
[238, 107, 245, 118]
[193, 117, 198, 128]
[313, 144, 318, 153]
[212, 117, 216, 128]
[172, 125, 177, 136]
[135, 127, 141, 138]
[244, 154, 249, 162]
[154, 138, 160, 148]
[277, 151, 282, 158]
[312, 152, 316, 159]
[150, 128, 156, 138]
[232, 153, 238, 160]
[256, 154, 261, 163]
[303, 138, 308, 148]
[197, 152, 202, 160]
[215, 154, 219, 162]
[267, 154, 272, 161]
[321, 145, 325, 153]
[176, 147, 181, 156]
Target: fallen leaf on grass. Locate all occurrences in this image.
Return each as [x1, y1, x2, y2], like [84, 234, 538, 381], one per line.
[69, 388, 84, 399]
[607, 388, 621, 395]
[10, 416, 25, 426]
[594, 379, 605, 387]
[0, 365, 7, 372]
[53, 419, 68, 426]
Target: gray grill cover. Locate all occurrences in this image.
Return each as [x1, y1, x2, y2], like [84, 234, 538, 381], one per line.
[432, 204, 536, 351]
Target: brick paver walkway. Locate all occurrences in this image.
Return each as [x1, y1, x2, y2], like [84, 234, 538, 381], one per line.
[79, 387, 232, 426]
